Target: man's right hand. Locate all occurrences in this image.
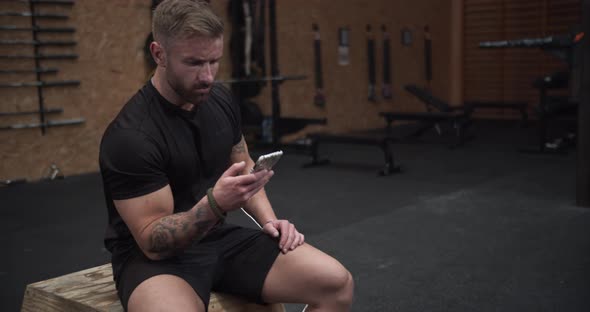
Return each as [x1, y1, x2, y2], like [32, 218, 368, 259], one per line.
[212, 161, 274, 212]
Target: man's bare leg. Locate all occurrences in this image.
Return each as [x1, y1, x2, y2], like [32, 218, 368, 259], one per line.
[127, 274, 206, 312]
[261, 244, 354, 311]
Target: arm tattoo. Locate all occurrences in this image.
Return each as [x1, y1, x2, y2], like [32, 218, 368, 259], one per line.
[148, 205, 215, 257]
[232, 136, 247, 154]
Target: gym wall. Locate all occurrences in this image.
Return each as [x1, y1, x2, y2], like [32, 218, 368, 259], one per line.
[239, 0, 454, 135]
[0, 0, 151, 182]
[0, 0, 453, 181]
[463, 0, 581, 119]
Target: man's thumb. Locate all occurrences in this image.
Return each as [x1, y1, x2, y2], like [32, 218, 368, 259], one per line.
[223, 161, 246, 177]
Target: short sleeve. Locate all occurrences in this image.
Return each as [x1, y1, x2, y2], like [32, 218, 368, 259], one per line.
[229, 92, 242, 145]
[213, 84, 242, 145]
[99, 128, 169, 200]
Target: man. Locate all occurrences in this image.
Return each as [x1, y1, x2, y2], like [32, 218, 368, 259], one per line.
[99, 1, 354, 311]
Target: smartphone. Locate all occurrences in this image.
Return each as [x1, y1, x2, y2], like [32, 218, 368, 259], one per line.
[251, 150, 283, 173]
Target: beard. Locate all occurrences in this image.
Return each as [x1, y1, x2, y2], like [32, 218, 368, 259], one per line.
[166, 71, 211, 107]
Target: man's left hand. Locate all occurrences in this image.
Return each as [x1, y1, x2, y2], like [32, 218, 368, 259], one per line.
[262, 220, 305, 254]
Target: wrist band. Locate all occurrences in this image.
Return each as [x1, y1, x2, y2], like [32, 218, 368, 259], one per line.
[206, 188, 225, 220]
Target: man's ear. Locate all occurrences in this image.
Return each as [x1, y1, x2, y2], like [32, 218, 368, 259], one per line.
[150, 41, 166, 67]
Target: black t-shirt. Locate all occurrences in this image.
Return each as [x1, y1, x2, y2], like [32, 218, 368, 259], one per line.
[99, 80, 241, 279]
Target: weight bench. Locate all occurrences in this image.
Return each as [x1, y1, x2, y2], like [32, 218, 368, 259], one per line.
[21, 263, 285, 312]
[378, 110, 470, 148]
[304, 110, 470, 174]
[304, 130, 401, 176]
[404, 84, 529, 125]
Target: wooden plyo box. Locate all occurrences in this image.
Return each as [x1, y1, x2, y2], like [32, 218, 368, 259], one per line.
[21, 263, 285, 312]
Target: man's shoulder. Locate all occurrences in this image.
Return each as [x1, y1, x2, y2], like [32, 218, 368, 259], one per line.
[101, 84, 163, 149]
[209, 82, 232, 102]
[109, 84, 158, 132]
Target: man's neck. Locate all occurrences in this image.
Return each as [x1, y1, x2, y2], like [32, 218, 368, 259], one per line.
[151, 68, 195, 112]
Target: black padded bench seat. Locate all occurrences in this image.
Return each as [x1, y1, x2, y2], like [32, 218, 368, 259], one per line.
[304, 130, 401, 176]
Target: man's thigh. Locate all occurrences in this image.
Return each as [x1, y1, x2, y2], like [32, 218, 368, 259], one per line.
[128, 274, 205, 312]
[260, 243, 352, 304]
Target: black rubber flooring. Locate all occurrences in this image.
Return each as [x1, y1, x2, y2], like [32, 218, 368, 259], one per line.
[1, 120, 589, 311]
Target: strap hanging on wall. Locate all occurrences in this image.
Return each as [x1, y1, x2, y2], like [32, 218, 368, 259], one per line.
[366, 24, 377, 102]
[382, 25, 392, 100]
[312, 23, 325, 108]
[424, 25, 433, 88]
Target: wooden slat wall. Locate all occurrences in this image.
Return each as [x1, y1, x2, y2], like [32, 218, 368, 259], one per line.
[463, 0, 581, 119]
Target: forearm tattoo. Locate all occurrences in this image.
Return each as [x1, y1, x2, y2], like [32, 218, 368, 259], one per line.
[149, 205, 215, 257]
[232, 136, 247, 154]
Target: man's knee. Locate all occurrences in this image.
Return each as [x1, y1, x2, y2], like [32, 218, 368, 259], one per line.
[318, 264, 354, 306]
[314, 261, 354, 306]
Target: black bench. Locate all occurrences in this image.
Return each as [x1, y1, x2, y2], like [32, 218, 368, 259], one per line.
[304, 130, 401, 176]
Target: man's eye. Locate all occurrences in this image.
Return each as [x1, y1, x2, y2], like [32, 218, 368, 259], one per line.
[186, 60, 204, 66]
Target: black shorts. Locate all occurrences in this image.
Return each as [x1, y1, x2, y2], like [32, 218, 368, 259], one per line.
[115, 223, 281, 311]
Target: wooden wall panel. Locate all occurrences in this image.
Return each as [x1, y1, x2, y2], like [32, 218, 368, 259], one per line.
[463, 0, 582, 119]
[0, 0, 453, 181]
[236, 0, 454, 136]
[0, 0, 151, 181]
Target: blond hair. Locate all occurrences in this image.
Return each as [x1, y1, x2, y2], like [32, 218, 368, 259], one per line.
[152, 0, 223, 44]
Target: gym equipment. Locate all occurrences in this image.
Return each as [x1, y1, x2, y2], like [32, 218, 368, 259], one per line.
[423, 26, 432, 85]
[217, 75, 306, 84]
[267, 0, 326, 149]
[3, 0, 74, 4]
[0, 108, 63, 117]
[366, 25, 377, 102]
[0, 39, 76, 46]
[381, 25, 392, 100]
[228, 0, 267, 100]
[0, 178, 27, 187]
[0, 11, 68, 19]
[0, 80, 80, 87]
[0, 163, 66, 186]
[378, 110, 470, 148]
[20, 263, 286, 312]
[218, 75, 313, 138]
[405, 84, 528, 121]
[403, 84, 528, 145]
[0, 0, 80, 135]
[480, 31, 583, 154]
[523, 71, 578, 154]
[577, 0, 589, 207]
[305, 82, 528, 174]
[0, 53, 78, 59]
[224, 1, 325, 147]
[0, 118, 85, 131]
[0, 26, 75, 32]
[226, 0, 267, 134]
[312, 23, 325, 107]
[0, 68, 58, 74]
[304, 131, 400, 176]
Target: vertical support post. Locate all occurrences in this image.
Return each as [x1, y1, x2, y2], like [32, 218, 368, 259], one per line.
[577, 0, 590, 207]
[268, 0, 281, 150]
[29, 0, 46, 135]
[449, 0, 464, 106]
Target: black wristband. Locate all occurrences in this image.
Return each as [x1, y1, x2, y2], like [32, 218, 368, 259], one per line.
[206, 187, 225, 220]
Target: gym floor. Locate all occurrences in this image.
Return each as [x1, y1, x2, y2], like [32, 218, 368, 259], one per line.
[2, 119, 589, 312]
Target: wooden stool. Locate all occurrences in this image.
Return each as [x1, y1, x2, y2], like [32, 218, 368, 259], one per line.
[21, 263, 285, 312]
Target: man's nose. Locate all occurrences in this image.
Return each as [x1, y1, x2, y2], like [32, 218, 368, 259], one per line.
[199, 63, 214, 83]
